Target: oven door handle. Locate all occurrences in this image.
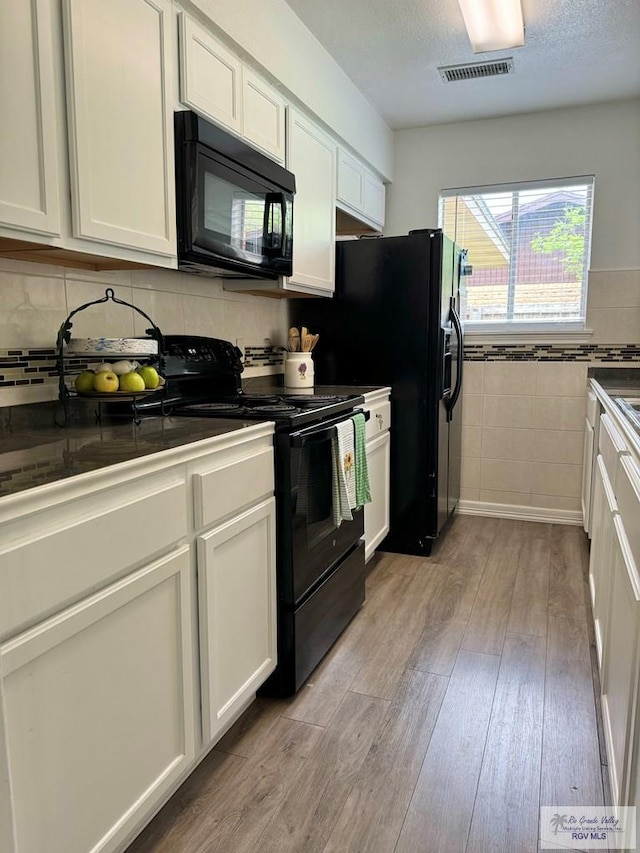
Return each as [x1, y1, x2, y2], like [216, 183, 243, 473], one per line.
[290, 409, 369, 448]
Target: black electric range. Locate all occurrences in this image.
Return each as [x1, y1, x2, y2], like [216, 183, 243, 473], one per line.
[177, 392, 364, 427]
[135, 335, 367, 695]
[135, 334, 364, 427]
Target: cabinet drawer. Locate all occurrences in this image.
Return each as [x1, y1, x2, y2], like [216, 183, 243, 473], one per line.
[616, 456, 640, 572]
[193, 447, 274, 529]
[0, 479, 188, 639]
[366, 399, 391, 441]
[599, 414, 628, 483]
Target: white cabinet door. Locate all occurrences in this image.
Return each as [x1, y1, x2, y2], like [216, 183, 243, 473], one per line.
[363, 169, 386, 227]
[582, 417, 595, 534]
[590, 455, 617, 668]
[286, 108, 336, 294]
[0, 0, 60, 235]
[601, 515, 640, 807]
[198, 498, 277, 744]
[178, 13, 242, 135]
[336, 148, 385, 230]
[242, 69, 286, 163]
[364, 430, 391, 561]
[63, 0, 176, 256]
[337, 149, 364, 211]
[0, 546, 196, 853]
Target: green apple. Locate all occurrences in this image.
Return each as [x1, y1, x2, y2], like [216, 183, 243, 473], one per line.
[74, 371, 96, 393]
[118, 371, 146, 392]
[93, 371, 119, 393]
[136, 365, 160, 389]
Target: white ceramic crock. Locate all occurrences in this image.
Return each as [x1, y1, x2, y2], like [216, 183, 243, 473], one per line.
[284, 352, 314, 389]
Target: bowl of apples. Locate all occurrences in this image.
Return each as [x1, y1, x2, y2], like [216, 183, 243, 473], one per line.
[74, 360, 164, 397]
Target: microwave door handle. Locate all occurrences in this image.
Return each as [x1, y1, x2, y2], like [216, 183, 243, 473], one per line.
[263, 192, 286, 256]
[278, 192, 287, 249]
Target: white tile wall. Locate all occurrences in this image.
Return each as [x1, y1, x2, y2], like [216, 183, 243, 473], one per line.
[0, 258, 289, 405]
[461, 361, 589, 512]
[587, 269, 640, 343]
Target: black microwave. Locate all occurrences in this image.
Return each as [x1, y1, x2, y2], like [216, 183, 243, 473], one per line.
[174, 111, 295, 279]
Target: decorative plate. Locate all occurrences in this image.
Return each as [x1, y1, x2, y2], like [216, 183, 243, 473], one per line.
[65, 337, 158, 356]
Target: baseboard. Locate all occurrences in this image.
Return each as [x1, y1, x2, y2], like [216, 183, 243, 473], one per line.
[458, 499, 584, 526]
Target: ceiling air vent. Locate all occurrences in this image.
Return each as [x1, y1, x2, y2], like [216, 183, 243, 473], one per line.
[438, 57, 514, 83]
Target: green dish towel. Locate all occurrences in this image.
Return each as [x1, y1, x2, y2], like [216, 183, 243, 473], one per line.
[353, 412, 372, 507]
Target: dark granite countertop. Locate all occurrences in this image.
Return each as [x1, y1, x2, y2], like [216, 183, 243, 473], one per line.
[0, 403, 266, 499]
[588, 367, 640, 447]
[588, 367, 640, 398]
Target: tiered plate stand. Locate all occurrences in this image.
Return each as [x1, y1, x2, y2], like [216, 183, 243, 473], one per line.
[56, 287, 166, 426]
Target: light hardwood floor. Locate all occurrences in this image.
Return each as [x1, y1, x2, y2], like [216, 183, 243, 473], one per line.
[126, 516, 607, 853]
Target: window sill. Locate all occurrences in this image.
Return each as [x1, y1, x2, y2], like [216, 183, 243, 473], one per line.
[463, 323, 593, 345]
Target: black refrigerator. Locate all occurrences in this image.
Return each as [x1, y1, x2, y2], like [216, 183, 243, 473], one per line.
[291, 228, 465, 556]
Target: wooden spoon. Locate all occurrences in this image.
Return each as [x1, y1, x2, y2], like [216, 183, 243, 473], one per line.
[288, 327, 300, 351]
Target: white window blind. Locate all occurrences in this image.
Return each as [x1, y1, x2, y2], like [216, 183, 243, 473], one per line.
[439, 177, 594, 328]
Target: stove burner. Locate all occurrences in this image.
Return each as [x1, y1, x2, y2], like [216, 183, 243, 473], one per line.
[253, 404, 299, 415]
[238, 394, 281, 406]
[184, 402, 243, 413]
[282, 394, 342, 407]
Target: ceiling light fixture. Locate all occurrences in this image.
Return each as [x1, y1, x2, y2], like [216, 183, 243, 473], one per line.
[457, 0, 525, 54]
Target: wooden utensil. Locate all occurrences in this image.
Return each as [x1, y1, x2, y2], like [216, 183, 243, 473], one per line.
[309, 333, 319, 351]
[288, 327, 300, 351]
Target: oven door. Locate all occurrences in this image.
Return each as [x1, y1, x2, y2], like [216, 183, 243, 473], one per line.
[287, 414, 365, 606]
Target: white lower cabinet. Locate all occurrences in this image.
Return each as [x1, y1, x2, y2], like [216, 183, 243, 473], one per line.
[363, 389, 391, 560]
[585, 379, 640, 823]
[198, 498, 277, 743]
[0, 424, 276, 853]
[601, 515, 640, 806]
[582, 416, 595, 534]
[589, 455, 617, 666]
[364, 430, 391, 561]
[0, 547, 196, 853]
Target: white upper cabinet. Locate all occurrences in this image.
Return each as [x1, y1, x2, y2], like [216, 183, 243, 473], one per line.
[241, 68, 286, 164]
[0, 0, 60, 236]
[178, 13, 286, 164]
[178, 13, 242, 135]
[363, 169, 386, 227]
[287, 107, 336, 295]
[336, 146, 385, 230]
[62, 0, 176, 256]
[337, 149, 364, 211]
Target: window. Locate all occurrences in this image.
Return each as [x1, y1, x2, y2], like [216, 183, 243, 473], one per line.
[439, 177, 594, 330]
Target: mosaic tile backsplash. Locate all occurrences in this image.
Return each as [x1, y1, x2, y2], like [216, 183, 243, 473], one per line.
[464, 343, 640, 362]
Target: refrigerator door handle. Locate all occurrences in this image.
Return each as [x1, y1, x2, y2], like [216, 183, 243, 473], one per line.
[446, 299, 464, 421]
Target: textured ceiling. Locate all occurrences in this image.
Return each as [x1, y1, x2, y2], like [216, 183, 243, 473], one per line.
[283, 0, 640, 129]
